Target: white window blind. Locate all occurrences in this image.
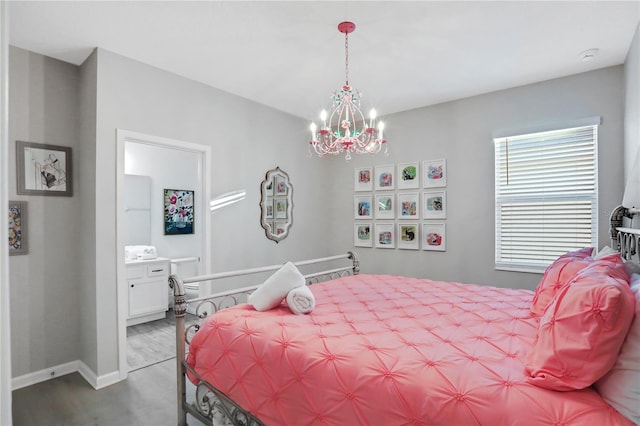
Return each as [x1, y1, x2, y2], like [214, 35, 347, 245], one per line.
[494, 124, 598, 272]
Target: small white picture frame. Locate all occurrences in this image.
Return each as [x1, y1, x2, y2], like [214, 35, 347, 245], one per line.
[375, 222, 395, 249]
[397, 223, 419, 250]
[354, 223, 373, 247]
[375, 164, 395, 191]
[422, 223, 446, 251]
[423, 190, 446, 219]
[375, 194, 395, 219]
[354, 195, 373, 219]
[397, 162, 419, 190]
[354, 167, 373, 192]
[423, 158, 447, 188]
[397, 192, 419, 220]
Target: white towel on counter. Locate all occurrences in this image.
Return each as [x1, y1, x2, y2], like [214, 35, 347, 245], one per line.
[286, 285, 315, 315]
[248, 261, 305, 311]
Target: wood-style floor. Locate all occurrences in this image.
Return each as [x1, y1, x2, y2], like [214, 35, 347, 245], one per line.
[12, 312, 204, 426]
[12, 358, 208, 426]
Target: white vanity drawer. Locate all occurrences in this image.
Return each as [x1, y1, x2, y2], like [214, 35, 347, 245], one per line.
[125, 265, 145, 280]
[147, 263, 168, 277]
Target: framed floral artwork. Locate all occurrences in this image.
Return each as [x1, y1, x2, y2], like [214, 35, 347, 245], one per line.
[354, 167, 373, 192]
[423, 158, 447, 188]
[354, 223, 373, 247]
[423, 190, 446, 219]
[374, 164, 394, 190]
[398, 223, 419, 250]
[375, 222, 395, 249]
[354, 195, 373, 219]
[8, 201, 28, 255]
[16, 141, 72, 196]
[422, 223, 446, 251]
[375, 194, 395, 219]
[397, 192, 419, 220]
[397, 162, 419, 190]
[164, 189, 195, 235]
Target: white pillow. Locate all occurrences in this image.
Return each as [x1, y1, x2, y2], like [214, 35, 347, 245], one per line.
[595, 273, 640, 424]
[594, 245, 618, 259]
[248, 262, 305, 311]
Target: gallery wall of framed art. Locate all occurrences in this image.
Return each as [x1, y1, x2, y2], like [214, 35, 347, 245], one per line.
[353, 159, 447, 251]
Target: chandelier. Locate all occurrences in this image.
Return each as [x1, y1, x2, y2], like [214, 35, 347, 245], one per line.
[308, 21, 388, 160]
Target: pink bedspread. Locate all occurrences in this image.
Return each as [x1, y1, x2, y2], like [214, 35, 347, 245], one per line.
[187, 274, 631, 425]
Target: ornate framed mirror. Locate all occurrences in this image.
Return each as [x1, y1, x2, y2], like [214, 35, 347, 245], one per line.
[260, 167, 293, 243]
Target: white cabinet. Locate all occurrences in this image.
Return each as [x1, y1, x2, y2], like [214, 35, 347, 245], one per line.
[125, 258, 170, 326]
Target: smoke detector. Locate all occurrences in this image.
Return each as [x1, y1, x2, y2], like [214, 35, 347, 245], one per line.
[579, 48, 599, 62]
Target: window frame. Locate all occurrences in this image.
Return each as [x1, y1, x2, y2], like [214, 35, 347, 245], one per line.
[493, 119, 600, 273]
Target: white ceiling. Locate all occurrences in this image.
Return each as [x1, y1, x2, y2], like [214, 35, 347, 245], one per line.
[7, 1, 640, 120]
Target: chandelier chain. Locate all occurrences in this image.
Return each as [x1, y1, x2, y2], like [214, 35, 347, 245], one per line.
[344, 31, 349, 86]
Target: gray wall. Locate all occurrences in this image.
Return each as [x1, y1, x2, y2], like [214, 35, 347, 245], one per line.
[77, 49, 97, 373]
[625, 24, 639, 176]
[92, 48, 334, 375]
[328, 67, 625, 290]
[8, 47, 82, 377]
[1, 2, 12, 423]
[7, 44, 631, 381]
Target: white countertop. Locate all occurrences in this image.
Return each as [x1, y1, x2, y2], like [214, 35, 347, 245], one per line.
[125, 256, 170, 265]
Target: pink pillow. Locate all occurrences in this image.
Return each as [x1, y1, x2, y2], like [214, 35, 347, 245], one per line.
[595, 274, 640, 424]
[530, 247, 594, 317]
[525, 261, 635, 391]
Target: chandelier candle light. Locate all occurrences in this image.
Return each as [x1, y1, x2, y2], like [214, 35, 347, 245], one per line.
[309, 21, 388, 160]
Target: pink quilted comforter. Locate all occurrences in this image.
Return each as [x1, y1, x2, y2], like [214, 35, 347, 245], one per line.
[187, 274, 631, 425]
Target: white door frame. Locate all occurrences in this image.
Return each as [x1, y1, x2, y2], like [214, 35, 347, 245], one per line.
[115, 129, 211, 380]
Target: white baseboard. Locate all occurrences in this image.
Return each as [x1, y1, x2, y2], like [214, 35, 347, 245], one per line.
[12, 360, 123, 391]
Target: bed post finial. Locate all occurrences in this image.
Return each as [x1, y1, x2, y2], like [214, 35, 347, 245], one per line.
[169, 274, 187, 317]
[347, 251, 360, 275]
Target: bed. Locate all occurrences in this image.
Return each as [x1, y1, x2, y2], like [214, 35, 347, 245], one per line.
[169, 213, 640, 426]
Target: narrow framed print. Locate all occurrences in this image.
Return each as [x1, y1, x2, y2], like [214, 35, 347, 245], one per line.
[354, 195, 373, 219]
[397, 162, 419, 190]
[264, 200, 274, 219]
[16, 141, 72, 196]
[375, 222, 395, 249]
[375, 164, 394, 191]
[423, 158, 447, 188]
[164, 189, 195, 235]
[275, 176, 288, 195]
[397, 192, 419, 220]
[354, 223, 373, 247]
[375, 194, 395, 219]
[423, 190, 446, 219]
[8, 201, 28, 255]
[422, 223, 446, 251]
[398, 223, 419, 250]
[274, 221, 288, 237]
[275, 198, 287, 219]
[354, 167, 373, 192]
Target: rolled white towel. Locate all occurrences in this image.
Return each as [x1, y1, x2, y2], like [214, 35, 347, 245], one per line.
[286, 285, 315, 315]
[248, 262, 305, 311]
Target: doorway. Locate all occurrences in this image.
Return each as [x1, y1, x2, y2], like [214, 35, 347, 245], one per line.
[116, 129, 211, 380]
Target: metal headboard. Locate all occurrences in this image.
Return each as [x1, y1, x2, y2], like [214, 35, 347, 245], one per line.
[610, 205, 640, 264]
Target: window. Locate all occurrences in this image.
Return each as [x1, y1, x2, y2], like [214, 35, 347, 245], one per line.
[494, 123, 598, 272]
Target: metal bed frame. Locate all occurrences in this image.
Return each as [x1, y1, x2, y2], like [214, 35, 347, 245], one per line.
[168, 207, 640, 426]
[168, 252, 360, 426]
